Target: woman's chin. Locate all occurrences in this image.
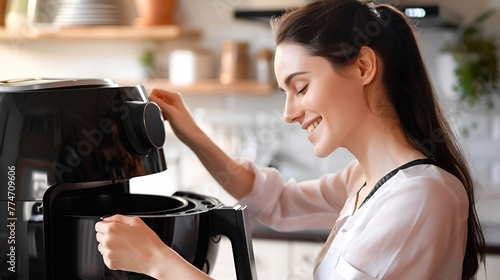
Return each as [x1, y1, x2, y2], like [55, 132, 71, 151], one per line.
[313, 146, 331, 158]
[312, 142, 340, 158]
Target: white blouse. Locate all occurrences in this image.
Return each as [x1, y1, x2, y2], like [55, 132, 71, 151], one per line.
[237, 159, 468, 280]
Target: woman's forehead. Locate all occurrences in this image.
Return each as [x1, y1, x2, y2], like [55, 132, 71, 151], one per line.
[275, 43, 312, 72]
[275, 42, 310, 59]
[275, 43, 331, 78]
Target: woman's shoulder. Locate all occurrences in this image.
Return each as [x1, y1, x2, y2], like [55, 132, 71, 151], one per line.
[380, 163, 469, 217]
[394, 163, 465, 194]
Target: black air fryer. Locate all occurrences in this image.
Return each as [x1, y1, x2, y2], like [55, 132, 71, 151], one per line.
[0, 78, 257, 280]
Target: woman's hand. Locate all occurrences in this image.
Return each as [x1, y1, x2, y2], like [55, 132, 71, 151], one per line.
[95, 215, 214, 279]
[149, 89, 202, 146]
[95, 215, 167, 275]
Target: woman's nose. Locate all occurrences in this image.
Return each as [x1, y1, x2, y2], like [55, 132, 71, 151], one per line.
[283, 95, 303, 124]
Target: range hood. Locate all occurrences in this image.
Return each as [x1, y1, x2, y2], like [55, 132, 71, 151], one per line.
[235, 2, 462, 28]
[234, 0, 304, 21]
[400, 5, 462, 27]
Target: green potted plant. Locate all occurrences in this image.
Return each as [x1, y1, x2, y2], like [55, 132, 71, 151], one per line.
[442, 9, 499, 136]
[139, 49, 156, 79]
[442, 9, 498, 110]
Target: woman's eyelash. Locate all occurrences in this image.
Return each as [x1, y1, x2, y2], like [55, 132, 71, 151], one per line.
[296, 85, 309, 95]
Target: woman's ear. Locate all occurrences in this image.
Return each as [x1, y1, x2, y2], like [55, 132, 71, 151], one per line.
[356, 46, 378, 85]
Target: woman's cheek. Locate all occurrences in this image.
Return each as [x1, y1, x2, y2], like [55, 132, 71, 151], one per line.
[300, 90, 318, 110]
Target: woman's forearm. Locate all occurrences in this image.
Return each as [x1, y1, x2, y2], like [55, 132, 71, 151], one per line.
[185, 128, 255, 200]
[148, 245, 215, 280]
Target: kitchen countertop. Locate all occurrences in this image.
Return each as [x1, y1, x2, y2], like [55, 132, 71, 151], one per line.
[482, 223, 500, 254]
[251, 224, 329, 243]
[251, 223, 500, 255]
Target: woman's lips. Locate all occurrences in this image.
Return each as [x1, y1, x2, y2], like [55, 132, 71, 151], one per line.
[306, 117, 322, 135]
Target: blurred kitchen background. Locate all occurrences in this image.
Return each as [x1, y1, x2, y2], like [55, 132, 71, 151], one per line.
[1, 0, 499, 279]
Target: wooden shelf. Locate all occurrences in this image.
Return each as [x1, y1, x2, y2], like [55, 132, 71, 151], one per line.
[0, 25, 200, 41]
[129, 79, 277, 95]
[0, 28, 8, 40]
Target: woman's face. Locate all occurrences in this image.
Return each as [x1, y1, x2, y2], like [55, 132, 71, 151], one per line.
[275, 42, 370, 158]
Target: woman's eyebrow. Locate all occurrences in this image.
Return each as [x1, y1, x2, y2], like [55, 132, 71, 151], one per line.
[284, 71, 308, 87]
[279, 71, 308, 92]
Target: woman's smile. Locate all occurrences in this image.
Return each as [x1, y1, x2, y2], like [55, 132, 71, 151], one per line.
[306, 117, 322, 135]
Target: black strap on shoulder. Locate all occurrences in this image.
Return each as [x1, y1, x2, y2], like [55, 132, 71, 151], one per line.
[358, 159, 436, 209]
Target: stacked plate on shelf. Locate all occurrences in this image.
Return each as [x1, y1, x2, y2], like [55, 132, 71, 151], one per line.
[53, 0, 129, 26]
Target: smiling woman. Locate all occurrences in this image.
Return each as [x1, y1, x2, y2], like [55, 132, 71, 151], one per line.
[95, 0, 486, 279]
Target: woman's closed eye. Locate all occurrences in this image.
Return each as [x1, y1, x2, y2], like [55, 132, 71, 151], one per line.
[296, 84, 309, 96]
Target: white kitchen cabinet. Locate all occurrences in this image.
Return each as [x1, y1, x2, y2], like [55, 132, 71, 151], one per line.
[209, 237, 236, 280]
[286, 241, 324, 280]
[210, 237, 289, 280]
[252, 239, 290, 280]
[209, 237, 322, 280]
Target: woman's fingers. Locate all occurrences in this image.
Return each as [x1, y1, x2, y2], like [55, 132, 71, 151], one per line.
[148, 88, 202, 145]
[150, 88, 182, 105]
[94, 215, 166, 273]
[102, 214, 140, 225]
[149, 89, 184, 121]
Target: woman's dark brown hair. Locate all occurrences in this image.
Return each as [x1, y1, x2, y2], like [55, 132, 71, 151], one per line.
[271, 0, 486, 279]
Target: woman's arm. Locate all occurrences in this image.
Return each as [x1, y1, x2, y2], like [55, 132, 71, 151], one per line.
[149, 89, 254, 199]
[96, 215, 215, 280]
[94, 90, 256, 278]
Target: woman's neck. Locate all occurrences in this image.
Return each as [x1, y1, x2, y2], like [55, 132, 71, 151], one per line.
[346, 112, 426, 189]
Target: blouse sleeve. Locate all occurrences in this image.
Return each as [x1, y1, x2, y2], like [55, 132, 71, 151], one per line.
[339, 170, 469, 279]
[236, 158, 361, 232]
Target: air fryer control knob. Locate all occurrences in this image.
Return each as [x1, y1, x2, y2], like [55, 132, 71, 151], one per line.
[122, 101, 166, 155]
